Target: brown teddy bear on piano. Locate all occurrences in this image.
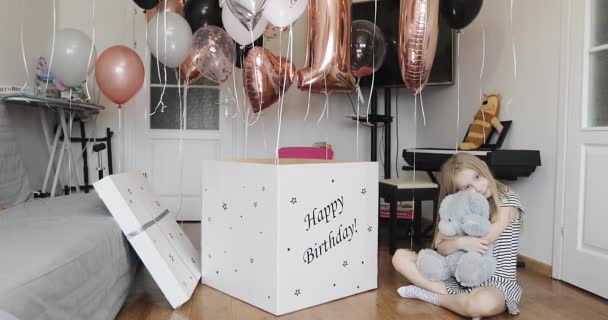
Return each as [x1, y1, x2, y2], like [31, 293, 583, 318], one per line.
[459, 94, 504, 150]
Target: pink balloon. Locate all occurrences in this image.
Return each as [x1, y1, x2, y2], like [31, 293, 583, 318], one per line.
[95, 45, 145, 106]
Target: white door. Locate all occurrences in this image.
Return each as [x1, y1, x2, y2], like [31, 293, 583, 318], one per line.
[560, 0, 608, 298]
[130, 9, 230, 221]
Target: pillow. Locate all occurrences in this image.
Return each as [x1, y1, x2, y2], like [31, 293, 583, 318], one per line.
[0, 103, 32, 207]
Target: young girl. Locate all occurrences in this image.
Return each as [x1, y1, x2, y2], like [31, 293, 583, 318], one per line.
[392, 153, 524, 319]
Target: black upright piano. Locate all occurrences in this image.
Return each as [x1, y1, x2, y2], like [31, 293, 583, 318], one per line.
[402, 121, 541, 181]
[402, 148, 541, 180]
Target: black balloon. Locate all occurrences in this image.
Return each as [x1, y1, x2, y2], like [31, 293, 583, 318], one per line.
[440, 0, 483, 30]
[133, 0, 160, 10]
[184, 0, 223, 32]
[234, 37, 263, 69]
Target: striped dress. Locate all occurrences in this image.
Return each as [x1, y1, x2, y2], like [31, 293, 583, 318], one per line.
[444, 187, 524, 315]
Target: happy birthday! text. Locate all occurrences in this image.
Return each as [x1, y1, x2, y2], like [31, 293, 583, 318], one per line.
[303, 195, 344, 231]
[302, 218, 357, 264]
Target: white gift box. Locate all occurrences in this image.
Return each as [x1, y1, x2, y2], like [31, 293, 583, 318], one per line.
[201, 159, 378, 315]
[94, 172, 201, 309]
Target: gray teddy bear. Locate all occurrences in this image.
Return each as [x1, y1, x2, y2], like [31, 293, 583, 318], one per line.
[416, 191, 496, 287]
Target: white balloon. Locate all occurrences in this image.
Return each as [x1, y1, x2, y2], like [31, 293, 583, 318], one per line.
[222, 7, 268, 46]
[147, 12, 193, 68]
[262, 0, 307, 28]
[51, 29, 97, 87]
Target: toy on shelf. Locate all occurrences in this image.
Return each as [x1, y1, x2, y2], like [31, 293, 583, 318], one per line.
[460, 94, 504, 150]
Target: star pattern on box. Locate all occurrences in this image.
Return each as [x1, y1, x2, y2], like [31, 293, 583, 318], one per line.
[342, 260, 348, 267]
[294, 289, 301, 296]
[262, 186, 266, 191]
[253, 201, 258, 208]
[250, 258, 254, 263]
[290, 197, 297, 205]
[222, 202, 228, 211]
[361, 188, 367, 195]
[368, 226, 372, 232]
[207, 217, 212, 222]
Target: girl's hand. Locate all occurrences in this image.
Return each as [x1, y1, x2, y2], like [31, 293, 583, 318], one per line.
[458, 236, 490, 254]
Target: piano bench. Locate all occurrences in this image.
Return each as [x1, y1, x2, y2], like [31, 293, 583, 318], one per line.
[379, 175, 439, 255]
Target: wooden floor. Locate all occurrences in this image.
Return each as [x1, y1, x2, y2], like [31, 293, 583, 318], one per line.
[116, 223, 608, 320]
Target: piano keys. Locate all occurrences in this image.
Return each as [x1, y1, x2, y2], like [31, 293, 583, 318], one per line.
[402, 148, 541, 181]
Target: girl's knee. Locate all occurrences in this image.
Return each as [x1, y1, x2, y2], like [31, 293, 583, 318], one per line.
[392, 249, 416, 270]
[465, 290, 506, 317]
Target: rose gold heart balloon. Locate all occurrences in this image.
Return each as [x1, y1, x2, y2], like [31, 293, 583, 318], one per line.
[243, 47, 295, 113]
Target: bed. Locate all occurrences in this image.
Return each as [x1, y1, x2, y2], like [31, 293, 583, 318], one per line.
[0, 101, 138, 319]
[0, 193, 140, 320]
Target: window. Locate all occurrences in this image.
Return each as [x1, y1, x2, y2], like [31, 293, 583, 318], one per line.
[149, 56, 219, 130]
[587, 0, 608, 127]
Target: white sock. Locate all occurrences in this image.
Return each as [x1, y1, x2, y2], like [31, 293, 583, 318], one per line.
[397, 285, 439, 305]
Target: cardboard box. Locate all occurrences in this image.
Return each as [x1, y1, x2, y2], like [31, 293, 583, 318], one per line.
[201, 159, 378, 315]
[94, 172, 201, 309]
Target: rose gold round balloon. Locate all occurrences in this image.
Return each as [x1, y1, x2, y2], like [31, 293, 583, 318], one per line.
[243, 47, 295, 113]
[95, 45, 145, 106]
[398, 0, 439, 94]
[145, 0, 185, 22]
[296, 0, 356, 94]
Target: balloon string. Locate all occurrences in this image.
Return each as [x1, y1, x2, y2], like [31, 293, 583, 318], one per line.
[44, 0, 57, 111]
[317, 70, 328, 124]
[304, 38, 314, 121]
[355, 79, 361, 161]
[261, 114, 267, 152]
[177, 71, 185, 227]
[275, 26, 292, 163]
[511, 0, 517, 81]
[231, 58, 242, 120]
[249, 24, 263, 110]
[85, 0, 96, 100]
[118, 107, 123, 173]
[419, 85, 427, 126]
[480, 21, 486, 144]
[241, 52, 249, 159]
[161, 6, 168, 113]
[19, 1, 29, 90]
[150, 13, 167, 116]
[144, 13, 149, 122]
[456, 32, 461, 151]
[364, 0, 379, 126]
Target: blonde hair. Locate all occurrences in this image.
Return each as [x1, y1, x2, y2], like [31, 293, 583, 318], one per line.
[433, 153, 505, 245]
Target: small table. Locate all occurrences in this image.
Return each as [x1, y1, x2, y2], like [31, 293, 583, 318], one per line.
[1, 93, 104, 197]
[379, 173, 439, 255]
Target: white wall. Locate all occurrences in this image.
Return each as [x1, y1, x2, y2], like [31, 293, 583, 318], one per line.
[0, 0, 56, 190]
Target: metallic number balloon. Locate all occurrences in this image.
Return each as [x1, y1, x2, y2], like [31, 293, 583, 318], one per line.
[351, 20, 387, 78]
[398, 0, 439, 94]
[243, 47, 295, 113]
[297, 0, 356, 94]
